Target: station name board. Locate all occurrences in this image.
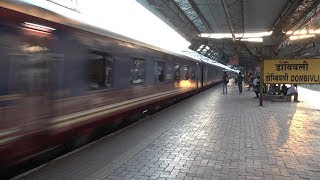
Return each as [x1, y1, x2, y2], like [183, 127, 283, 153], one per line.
[263, 59, 320, 84]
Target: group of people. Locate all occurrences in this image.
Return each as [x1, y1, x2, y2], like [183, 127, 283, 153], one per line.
[221, 72, 299, 102]
[278, 84, 299, 102]
[222, 72, 259, 96]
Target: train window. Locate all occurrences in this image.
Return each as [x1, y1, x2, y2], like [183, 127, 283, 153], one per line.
[184, 65, 189, 80]
[174, 64, 180, 81]
[130, 59, 145, 85]
[88, 53, 112, 89]
[11, 54, 49, 93]
[155, 61, 165, 83]
[7, 31, 62, 94]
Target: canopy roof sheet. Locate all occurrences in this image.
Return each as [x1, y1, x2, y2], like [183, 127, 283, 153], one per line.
[169, 0, 287, 33]
[138, 0, 320, 69]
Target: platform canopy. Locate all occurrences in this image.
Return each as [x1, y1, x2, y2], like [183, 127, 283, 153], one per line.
[137, 0, 320, 69]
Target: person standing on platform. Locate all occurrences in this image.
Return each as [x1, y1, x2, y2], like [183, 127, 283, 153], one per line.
[253, 75, 260, 98]
[237, 72, 244, 93]
[247, 73, 254, 91]
[281, 84, 288, 95]
[222, 71, 229, 94]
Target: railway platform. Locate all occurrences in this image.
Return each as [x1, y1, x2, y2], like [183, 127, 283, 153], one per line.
[18, 80, 320, 180]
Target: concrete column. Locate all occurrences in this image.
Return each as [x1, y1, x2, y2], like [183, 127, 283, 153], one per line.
[260, 36, 280, 106]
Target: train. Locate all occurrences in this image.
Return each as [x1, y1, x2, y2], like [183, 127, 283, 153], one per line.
[0, 1, 237, 169]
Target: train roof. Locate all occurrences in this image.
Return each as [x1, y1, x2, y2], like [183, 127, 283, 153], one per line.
[1, 0, 201, 63]
[180, 50, 239, 73]
[1, 0, 237, 73]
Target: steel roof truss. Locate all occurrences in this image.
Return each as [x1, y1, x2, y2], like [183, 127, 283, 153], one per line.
[272, 0, 320, 48]
[173, 0, 208, 32]
[138, 0, 201, 41]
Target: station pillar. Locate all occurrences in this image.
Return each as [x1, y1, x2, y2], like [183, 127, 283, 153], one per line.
[261, 36, 282, 106]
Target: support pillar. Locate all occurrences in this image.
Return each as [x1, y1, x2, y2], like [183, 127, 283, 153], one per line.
[260, 36, 279, 106]
[259, 57, 263, 106]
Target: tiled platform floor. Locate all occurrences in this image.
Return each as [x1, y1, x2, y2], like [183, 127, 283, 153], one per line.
[22, 80, 320, 180]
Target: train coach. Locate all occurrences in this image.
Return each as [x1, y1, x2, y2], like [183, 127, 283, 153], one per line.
[0, 1, 236, 168]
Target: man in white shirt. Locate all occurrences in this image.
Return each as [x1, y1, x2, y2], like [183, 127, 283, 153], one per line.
[253, 77, 259, 86]
[286, 85, 299, 102]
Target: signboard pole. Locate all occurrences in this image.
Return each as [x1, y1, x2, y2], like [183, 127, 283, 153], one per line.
[259, 57, 263, 106]
[261, 36, 278, 106]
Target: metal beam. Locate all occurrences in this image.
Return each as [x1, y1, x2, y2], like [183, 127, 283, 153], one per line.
[272, 0, 303, 35]
[221, 0, 246, 60]
[222, 0, 236, 40]
[137, 0, 201, 41]
[172, 0, 209, 32]
[138, 0, 263, 63]
[187, 0, 213, 32]
[271, 0, 320, 48]
[291, 37, 320, 58]
[242, 43, 255, 57]
[285, 0, 320, 32]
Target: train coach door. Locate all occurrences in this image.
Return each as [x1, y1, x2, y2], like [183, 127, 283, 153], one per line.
[196, 63, 200, 90]
[6, 25, 64, 134]
[200, 63, 204, 88]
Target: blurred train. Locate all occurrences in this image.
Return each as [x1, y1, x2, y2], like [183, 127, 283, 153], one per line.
[0, 1, 237, 169]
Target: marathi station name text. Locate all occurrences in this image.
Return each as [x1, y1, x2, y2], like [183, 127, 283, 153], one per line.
[265, 73, 320, 83]
[275, 61, 308, 71]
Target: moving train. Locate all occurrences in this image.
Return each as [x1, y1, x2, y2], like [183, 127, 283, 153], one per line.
[0, 1, 237, 168]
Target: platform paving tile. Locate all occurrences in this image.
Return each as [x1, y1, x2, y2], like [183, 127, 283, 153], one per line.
[22, 82, 320, 180]
[102, 83, 320, 180]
